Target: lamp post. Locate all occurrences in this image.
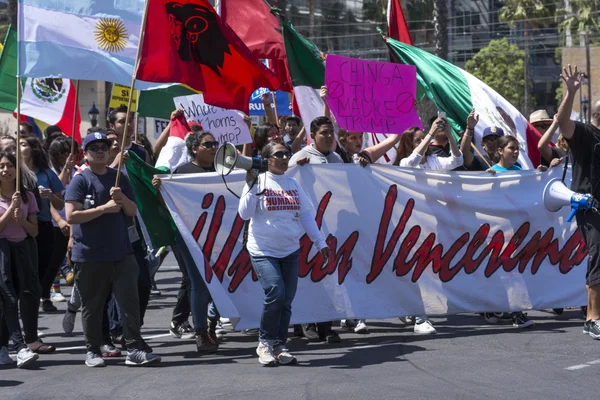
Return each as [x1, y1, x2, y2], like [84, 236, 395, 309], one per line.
[88, 102, 99, 128]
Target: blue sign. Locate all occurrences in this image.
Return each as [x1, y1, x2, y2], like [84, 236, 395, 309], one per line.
[249, 88, 291, 117]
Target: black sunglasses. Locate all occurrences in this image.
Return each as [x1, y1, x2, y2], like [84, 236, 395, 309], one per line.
[88, 144, 109, 152]
[200, 141, 220, 149]
[271, 151, 291, 159]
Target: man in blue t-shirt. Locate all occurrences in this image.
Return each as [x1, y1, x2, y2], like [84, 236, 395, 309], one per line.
[65, 131, 160, 368]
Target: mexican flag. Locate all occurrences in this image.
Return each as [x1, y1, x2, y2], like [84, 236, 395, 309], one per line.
[381, 29, 541, 169]
[278, 14, 325, 130]
[154, 112, 192, 172]
[19, 77, 82, 143]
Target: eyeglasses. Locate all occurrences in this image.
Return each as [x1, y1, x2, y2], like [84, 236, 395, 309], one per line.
[200, 141, 220, 149]
[88, 144, 109, 152]
[271, 151, 291, 159]
[18, 130, 26, 135]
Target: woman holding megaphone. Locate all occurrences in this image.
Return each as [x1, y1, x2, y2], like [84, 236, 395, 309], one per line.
[238, 141, 331, 367]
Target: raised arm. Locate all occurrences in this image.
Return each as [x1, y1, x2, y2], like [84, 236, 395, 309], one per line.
[261, 93, 277, 125]
[537, 116, 560, 164]
[557, 65, 582, 140]
[460, 110, 478, 168]
[154, 109, 181, 159]
[362, 134, 401, 163]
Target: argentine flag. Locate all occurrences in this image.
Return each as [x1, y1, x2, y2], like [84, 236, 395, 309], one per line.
[18, 0, 157, 88]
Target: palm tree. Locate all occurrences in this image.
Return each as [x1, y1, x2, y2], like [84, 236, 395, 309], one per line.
[499, 0, 555, 114]
[433, 0, 448, 59]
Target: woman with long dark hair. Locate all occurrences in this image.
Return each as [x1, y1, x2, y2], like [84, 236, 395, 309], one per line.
[238, 141, 331, 366]
[20, 137, 64, 312]
[0, 151, 48, 367]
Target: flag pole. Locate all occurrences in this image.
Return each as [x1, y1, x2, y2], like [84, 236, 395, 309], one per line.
[471, 142, 492, 168]
[15, 77, 21, 191]
[71, 80, 80, 155]
[115, 0, 149, 187]
[133, 111, 139, 144]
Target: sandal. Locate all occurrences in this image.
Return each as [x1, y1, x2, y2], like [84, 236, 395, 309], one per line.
[28, 340, 56, 354]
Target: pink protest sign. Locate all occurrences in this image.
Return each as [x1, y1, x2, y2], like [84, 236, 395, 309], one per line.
[325, 54, 422, 134]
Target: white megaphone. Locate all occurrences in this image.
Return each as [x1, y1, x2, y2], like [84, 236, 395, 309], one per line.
[214, 142, 268, 176]
[543, 178, 597, 222]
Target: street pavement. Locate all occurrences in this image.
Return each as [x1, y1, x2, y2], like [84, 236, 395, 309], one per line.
[1, 258, 600, 400]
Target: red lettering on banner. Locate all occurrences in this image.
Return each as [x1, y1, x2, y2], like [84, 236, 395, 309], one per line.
[188, 184, 587, 293]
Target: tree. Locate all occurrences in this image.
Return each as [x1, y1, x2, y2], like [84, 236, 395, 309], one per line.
[465, 38, 526, 109]
[433, 0, 447, 59]
[498, 0, 555, 114]
[363, 0, 387, 23]
[557, 0, 600, 45]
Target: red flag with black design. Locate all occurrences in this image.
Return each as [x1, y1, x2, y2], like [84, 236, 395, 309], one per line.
[136, 0, 281, 113]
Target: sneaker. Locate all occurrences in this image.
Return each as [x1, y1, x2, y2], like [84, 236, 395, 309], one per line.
[588, 320, 600, 339]
[41, 299, 58, 312]
[37, 329, 46, 338]
[354, 320, 369, 334]
[414, 320, 437, 334]
[50, 292, 66, 302]
[139, 338, 153, 353]
[17, 348, 39, 369]
[483, 312, 508, 324]
[512, 312, 535, 329]
[150, 284, 161, 296]
[100, 343, 122, 358]
[125, 349, 161, 366]
[85, 351, 106, 367]
[220, 317, 231, 325]
[63, 310, 76, 334]
[274, 346, 297, 365]
[170, 321, 195, 340]
[208, 319, 223, 343]
[584, 320, 591, 335]
[256, 342, 277, 367]
[325, 329, 341, 343]
[196, 329, 218, 353]
[340, 319, 357, 331]
[242, 328, 259, 335]
[0, 346, 14, 365]
[301, 324, 321, 342]
[399, 316, 415, 325]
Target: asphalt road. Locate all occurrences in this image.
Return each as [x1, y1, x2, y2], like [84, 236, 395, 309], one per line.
[1, 259, 599, 400]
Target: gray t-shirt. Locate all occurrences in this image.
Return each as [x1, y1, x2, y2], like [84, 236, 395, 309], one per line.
[289, 144, 343, 166]
[65, 168, 135, 263]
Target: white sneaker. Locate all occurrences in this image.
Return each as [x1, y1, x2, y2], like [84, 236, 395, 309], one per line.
[219, 317, 231, 325]
[414, 320, 437, 335]
[274, 347, 297, 365]
[0, 346, 14, 365]
[256, 342, 277, 367]
[16, 348, 39, 369]
[37, 329, 46, 338]
[354, 320, 369, 334]
[51, 292, 66, 302]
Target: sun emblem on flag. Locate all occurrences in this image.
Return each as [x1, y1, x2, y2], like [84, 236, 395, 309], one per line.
[94, 18, 129, 53]
[31, 78, 65, 103]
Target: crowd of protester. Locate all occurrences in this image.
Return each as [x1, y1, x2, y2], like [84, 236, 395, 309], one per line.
[0, 65, 596, 370]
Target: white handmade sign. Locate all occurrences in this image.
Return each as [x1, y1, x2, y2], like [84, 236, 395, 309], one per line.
[159, 165, 587, 330]
[174, 94, 252, 146]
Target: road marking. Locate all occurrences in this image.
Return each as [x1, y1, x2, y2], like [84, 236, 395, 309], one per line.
[586, 359, 600, 365]
[350, 340, 396, 350]
[565, 364, 591, 371]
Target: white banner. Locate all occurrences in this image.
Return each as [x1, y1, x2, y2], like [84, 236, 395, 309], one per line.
[174, 94, 252, 146]
[159, 166, 587, 330]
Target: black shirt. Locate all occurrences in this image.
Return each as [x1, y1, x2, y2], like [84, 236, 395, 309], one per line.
[464, 154, 493, 171]
[540, 147, 567, 168]
[565, 122, 600, 198]
[336, 146, 373, 164]
[429, 143, 451, 158]
[174, 162, 215, 174]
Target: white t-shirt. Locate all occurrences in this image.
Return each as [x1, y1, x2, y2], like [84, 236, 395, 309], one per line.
[399, 151, 464, 170]
[238, 172, 327, 258]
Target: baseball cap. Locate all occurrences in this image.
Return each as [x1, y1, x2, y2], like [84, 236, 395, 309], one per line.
[83, 131, 112, 151]
[482, 126, 504, 139]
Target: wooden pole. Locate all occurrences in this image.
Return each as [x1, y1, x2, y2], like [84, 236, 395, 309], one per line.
[115, 0, 149, 187]
[471, 142, 492, 168]
[133, 111, 139, 144]
[71, 80, 80, 155]
[15, 77, 21, 191]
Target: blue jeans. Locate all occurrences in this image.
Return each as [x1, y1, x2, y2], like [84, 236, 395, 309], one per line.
[172, 230, 212, 330]
[250, 250, 299, 347]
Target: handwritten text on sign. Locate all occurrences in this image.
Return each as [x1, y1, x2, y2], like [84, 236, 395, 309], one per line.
[174, 94, 252, 146]
[325, 55, 422, 134]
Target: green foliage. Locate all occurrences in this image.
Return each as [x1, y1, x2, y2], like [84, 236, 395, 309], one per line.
[465, 38, 526, 108]
[499, 0, 555, 26]
[557, 0, 600, 36]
